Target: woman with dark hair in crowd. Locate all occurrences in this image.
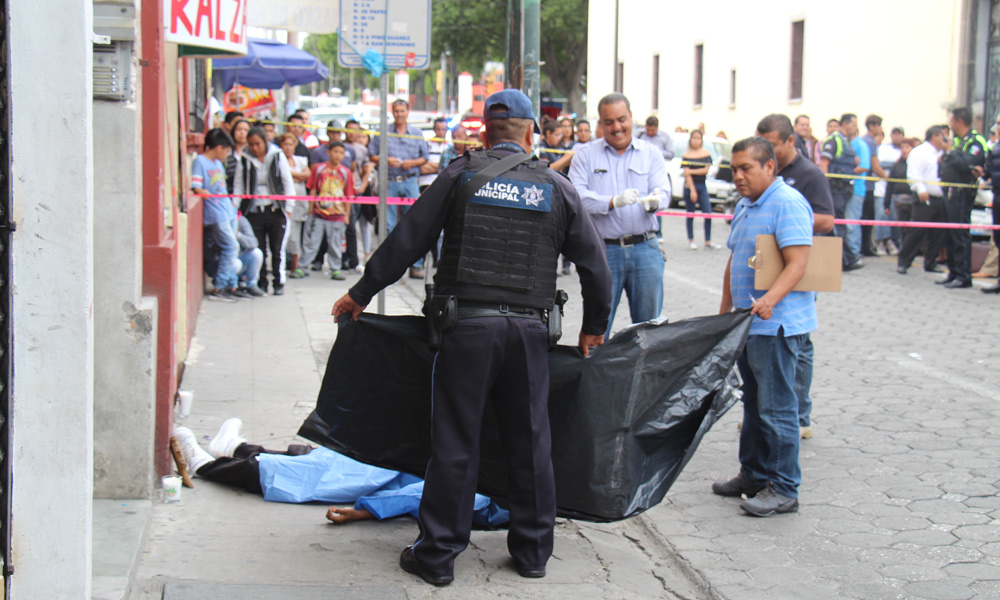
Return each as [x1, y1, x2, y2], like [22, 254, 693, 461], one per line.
[225, 119, 251, 195]
[682, 129, 717, 250]
[277, 133, 311, 279]
[234, 126, 296, 295]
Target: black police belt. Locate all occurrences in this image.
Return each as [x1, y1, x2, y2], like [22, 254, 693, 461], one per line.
[604, 231, 657, 247]
[457, 301, 545, 321]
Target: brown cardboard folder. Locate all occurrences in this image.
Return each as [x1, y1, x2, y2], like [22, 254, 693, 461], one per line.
[750, 235, 842, 293]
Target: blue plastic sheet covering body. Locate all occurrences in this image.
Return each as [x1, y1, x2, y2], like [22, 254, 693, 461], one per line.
[257, 446, 418, 504]
[298, 310, 752, 522]
[357, 481, 510, 529]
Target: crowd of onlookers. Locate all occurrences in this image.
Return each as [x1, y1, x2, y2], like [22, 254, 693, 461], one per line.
[195, 101, 483, 300]
[192, 98, 999, 301]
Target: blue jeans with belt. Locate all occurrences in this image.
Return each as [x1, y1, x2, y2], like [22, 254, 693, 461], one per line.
[387, 176, 423, 268]
[603, 236, 665, 338]
[738, 330, 806, 498]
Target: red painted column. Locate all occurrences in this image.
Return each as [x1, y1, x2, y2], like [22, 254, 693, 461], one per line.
[141, 0, 179, 476]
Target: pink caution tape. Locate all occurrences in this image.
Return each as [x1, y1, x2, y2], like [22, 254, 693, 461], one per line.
[652, 210, 999, 231]
[193, 195, 999, 231]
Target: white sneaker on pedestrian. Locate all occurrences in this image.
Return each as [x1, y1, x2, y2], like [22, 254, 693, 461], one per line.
[688, 241, 698, 250]
[173, 426, 214, 474]
[207, 418, 247, 458]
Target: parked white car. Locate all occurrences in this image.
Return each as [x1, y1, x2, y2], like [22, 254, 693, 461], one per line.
[662, 131, 735, 209]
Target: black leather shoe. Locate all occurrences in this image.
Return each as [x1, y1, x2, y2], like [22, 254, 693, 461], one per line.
[842, 260, 865, 272]
[943, 279, 972, 289]
[897, 266, 907, 274]
[712, 473, 766, 498]
[982, 283, 1000, 294]
[935, 276, 955, 285]
[924, 265, 944, 273]
[516, 564, 546, 578]
[399, 546, 453, 587]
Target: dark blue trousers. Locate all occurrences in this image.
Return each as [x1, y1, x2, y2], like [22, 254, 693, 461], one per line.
[945, 187, 975, 283]
[412, 316, 554, 576]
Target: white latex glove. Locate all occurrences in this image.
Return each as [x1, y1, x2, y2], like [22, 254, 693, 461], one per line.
[639, 188, 664, 212]
[611, 189, 640, 208]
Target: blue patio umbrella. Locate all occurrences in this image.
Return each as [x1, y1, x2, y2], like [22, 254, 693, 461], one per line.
[214, 37, 330, 90]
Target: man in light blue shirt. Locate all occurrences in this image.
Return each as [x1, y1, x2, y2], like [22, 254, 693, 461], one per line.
[569, 93, 670, 338]
[847, 121, 870, 262]
[712, 137, 815, 518]
[368, 99, 430, 277]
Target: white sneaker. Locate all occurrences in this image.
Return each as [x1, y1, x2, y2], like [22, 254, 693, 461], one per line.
[688, 242, 698, 250]
[208, 418, 247, 458]
[705, 242, 722, 250]
[173, 426, 214, 474]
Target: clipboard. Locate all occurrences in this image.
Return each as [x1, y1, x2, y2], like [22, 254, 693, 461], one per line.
[749, 235, 843, 293]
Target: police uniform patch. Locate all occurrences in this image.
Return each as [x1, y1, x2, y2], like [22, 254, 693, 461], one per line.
[460, 172, 552, 212]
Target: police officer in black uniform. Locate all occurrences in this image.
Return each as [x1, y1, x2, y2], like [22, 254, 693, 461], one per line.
[937, 107, 988, 289]
[333, 89, 612, 586]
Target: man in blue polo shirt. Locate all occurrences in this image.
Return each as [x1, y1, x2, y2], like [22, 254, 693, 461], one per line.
[712, 137, 815, 517]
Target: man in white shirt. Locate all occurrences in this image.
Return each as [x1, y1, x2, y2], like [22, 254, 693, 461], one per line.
[570, 93, 670, 338]
[897, 126, 948, 274]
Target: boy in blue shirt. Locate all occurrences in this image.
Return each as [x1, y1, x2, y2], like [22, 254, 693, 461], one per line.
[192, 129, 244, 300]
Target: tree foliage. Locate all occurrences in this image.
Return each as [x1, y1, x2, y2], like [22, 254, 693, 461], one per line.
[538, 0, 588, 114]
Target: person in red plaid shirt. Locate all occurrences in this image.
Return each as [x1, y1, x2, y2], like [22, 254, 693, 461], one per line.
[303, 141, 356, 280]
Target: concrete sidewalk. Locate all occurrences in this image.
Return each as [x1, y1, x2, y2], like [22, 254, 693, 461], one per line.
[120, 270, 706, 600]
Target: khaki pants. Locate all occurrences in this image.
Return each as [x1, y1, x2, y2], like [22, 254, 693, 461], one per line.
[975, 238, 998, 277]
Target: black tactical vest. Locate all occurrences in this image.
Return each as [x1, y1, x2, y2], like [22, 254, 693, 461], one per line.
[434, 150, 563, 309]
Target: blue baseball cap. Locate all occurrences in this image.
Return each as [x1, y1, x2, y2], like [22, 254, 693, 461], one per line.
[484, 89, 541, 134]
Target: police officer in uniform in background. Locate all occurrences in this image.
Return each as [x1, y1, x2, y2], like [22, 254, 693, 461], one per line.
[819, 114, 864, 271]
[937, 107, 988, 289]
[332, 89, 612, 586]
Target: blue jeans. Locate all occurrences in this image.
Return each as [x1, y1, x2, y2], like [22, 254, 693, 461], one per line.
[234, 248, 263, 287]
[737, 330, 807, 498]
[604, 237, 665, 338]
[387, 176, 423, 267]
[208, 217, 239, 290]
[684, 181, 712, 242]
[845, 194, 863, 258]
[794, 333, 813, 427]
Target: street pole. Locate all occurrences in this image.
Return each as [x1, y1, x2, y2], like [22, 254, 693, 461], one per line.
[523, 0, 540, 118]
[506, 0, 540, 118]
[377, 69, 389, 315]
[613, 0, 620, 91]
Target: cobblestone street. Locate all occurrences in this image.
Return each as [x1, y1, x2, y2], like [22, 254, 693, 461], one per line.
[620, 218, 1000, 600]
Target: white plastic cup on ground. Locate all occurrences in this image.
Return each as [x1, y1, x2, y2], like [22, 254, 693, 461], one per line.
[177, 390, 193, 418]
[162, 476, 182, 503]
